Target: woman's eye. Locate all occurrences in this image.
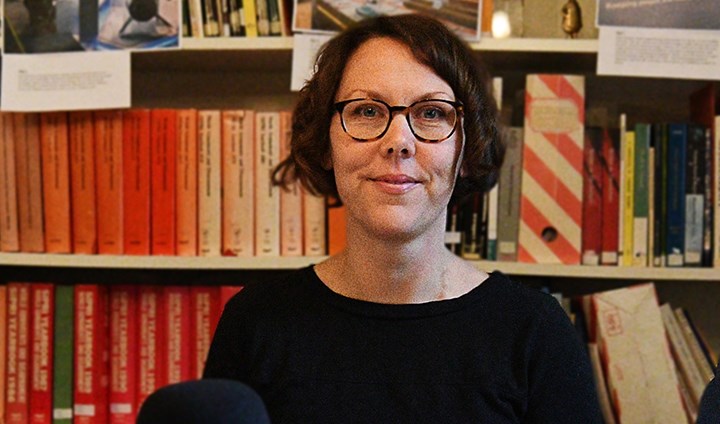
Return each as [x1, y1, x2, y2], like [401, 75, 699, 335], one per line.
[418, 107, 445, 120]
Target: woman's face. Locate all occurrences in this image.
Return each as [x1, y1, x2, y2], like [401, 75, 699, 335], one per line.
[328, 37, 464, 241]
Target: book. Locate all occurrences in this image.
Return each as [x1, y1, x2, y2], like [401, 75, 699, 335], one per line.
[94, 110, 124, 255]
[242, 0, 258, 36]
[150, 109, 178, 256]
[715, 115, 720, 268]
[122, 109, 152, 256]
[40, 112, 72, 254]
[587, 342, 616, 424]
[198, 110, 222, 256]
[518, 74, 585, 264]
[30, 283, 54, 424]
[660, 303, 706, 406]
[666, 123, 688, 267]
[279, 111, 302, 256]
[254, 112, 281, 257]
[683, 124, 707, 267]
[137, 286, 165, 410]
[190, 286, 221, 379]
[653, 123, 668, 267]
[162, 286, 191, 385]
[581, 127, 603, 265]
[674, 307, 715, 384]
[620, 130, 635, 267]
[14, 113, 45, 253]
[53, 285, 74, 424]
[221, 110, 255, 257]
[0, 113, 20, 252]
[69, 112, 98, 254]
[327, 199, 347, 256]
[460, 193, 485, 260]
[302, 190, 327, 256]
[0, 286, 6, 424]
[7, 283, 31, 424]
[176, 109, 199, 256]
[74, 285, 109, 424]
[497, 127, 523, 262]
[632, 123, 650, 267]
[109, 285, 138, 424]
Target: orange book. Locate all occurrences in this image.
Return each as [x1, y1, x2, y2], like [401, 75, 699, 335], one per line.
[109, 285, 138, 424]
[69, 112, 98, 254]
[189, 286, 220, 379]
[137, 286, 165, 410]
[279, 111, 302, 256]
[40, 112, 72, 254]
[29, 283, 54, 424]
[302, 190, 326, 256]
[197, 110, 222, 256]
[0, 113, 20, 252]
[14, 113, 45, 252]
[176, 109, 198, 256]
[122, 109, 151, 255]
[150, 109, 177, 255]
[254, 112, 281, 256]
[7, 283, 30, 424]
[162, 286, 191, 385]
[327, 198, 347, 255]
[221, 110, 254, 257]
[0, 286, 6, 423]
[94, 110, 124, 255]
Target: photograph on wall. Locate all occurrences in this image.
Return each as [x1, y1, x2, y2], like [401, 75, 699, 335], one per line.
[292, 0, 483, 40]
[597, 0, 720, 30]
[4, 0, 179, 53]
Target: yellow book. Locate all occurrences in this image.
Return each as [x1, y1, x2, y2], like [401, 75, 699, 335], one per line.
[622, 131, 635, 266]
[243, 0, 258, 37]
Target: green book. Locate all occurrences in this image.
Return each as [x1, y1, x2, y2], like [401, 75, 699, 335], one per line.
[632, 123, 651, 267]
[53, 285, 74, 424]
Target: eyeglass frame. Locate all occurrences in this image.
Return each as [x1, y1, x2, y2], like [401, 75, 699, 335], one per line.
[333, 97, 464, 143]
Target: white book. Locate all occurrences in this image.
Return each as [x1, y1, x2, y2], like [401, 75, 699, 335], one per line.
[254, 112, 281, 257]
[279, 111, 303, 257]
[198, 110, 222, 256]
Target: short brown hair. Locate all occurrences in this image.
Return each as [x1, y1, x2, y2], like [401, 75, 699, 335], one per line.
[273, 14, 503, 202]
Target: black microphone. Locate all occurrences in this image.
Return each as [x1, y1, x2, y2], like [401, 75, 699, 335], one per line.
[136, 379, 271, 424]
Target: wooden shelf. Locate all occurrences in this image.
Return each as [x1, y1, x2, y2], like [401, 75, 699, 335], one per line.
[2, 253, 718, 281]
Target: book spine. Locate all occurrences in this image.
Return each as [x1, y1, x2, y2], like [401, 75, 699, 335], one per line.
[460, 193, 483, 260]
[122, 109, 152, 256]
[242, 0, 258, 36]
[666, 123, 687, 267]
[621, 130, 635, 267]
[69, 112, 97, 254]
[302, 190, 326, 256]
[190, 286, 220, 380]
[220, 286, 243, 309]
[486, 186, 498, 261]
[581, 127, 603, 266]
[176, 109, 199, 256]
[715, 116, 720, 267]
[653, 123, 668, 267]
[647, 146, 655, 267]
[279, 111, 302, 256]
[94, 110, 124, 255]
[137, 287, 165, 409]
[617, 114, 626, 265]
[187, 0, 205, 37]
[632, 124, 650, 267]
[163, 286, 191, 385]
[327, 199, 347, 256]
[701, 127, 712, 266]
[109, 285, 137, 424]
[0, 286, 6, 424]
[30, 283, 54, 424]
[497, 127, 523, 262]
[683, 124, 706, 266]
[660, 303, 706, 406]
[198, 110, 222, 256]
[254, 112, 281, 256]
[150, 109, 178, 256]
[39, 113, 71, 254]
[52, 285, 74, 424]
[14, 113, 45, 253]
[0, 113, 20, 252]
[673, 307, 715, 384]
[221, 110, 255, 257]
[7, 283, 30, 424]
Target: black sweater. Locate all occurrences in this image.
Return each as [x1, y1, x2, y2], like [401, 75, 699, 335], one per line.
[204, 266, 602, 423]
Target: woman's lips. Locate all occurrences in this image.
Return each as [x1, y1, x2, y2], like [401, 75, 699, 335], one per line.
[370, 174, 421, 194]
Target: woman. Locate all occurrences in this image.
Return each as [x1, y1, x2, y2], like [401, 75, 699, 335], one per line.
[204, 14, 602, 423]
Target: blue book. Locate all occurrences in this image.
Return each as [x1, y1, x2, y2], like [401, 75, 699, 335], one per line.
[665, 123, 687, 267]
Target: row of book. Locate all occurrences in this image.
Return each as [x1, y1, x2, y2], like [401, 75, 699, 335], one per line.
[455, 75, 720, 267]
[0, 109, 336, 258]
[0, 282, 242, 424]
[563, 283, 717, 423]
[181, 0, 292, 37]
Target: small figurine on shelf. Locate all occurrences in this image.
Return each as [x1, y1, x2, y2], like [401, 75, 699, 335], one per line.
[561, 0, 582, 38]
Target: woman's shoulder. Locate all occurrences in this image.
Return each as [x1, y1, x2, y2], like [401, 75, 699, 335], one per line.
[479, 271, 569, 323]
[222, 266, 319, 315]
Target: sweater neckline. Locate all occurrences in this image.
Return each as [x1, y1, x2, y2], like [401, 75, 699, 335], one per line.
[304, 265, 501, 319]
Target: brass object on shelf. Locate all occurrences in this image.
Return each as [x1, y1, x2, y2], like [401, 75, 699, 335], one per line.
[561, 0, 582, 38]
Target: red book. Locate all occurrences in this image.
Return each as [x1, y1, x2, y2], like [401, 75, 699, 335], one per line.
[29, 283, 54, 424]
[69, 112, 98, 254]
[600, 128, 620, 265]
[74, 285, 109, 424]
[40, 112, 72, 253]
[94, 110, 124, 255]
[109, 285, 138, 424]
[176, 109, 198, 256]
[220, 286, 243, 310]
[163, 286, 191, 385]
[6, 283, 30, 424]
[581, 128, 604, 265]
[14, 113, 45, 253]
[122, 109, 151, 255]
[190, 286, 220, 379]
[137, 286, 165, 410]
[0, 113, 20, 252]
[151, 109, 177, 255]
[327, 198, 347, 256]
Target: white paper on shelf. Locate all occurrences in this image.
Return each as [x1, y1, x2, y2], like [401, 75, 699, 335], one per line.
[597, 26, 720, 80]
[290, 33, 333, 92]
[1, 51, 131, 112]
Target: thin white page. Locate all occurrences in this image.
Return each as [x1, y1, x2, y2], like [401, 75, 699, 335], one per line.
[1, 51, 131, 111]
